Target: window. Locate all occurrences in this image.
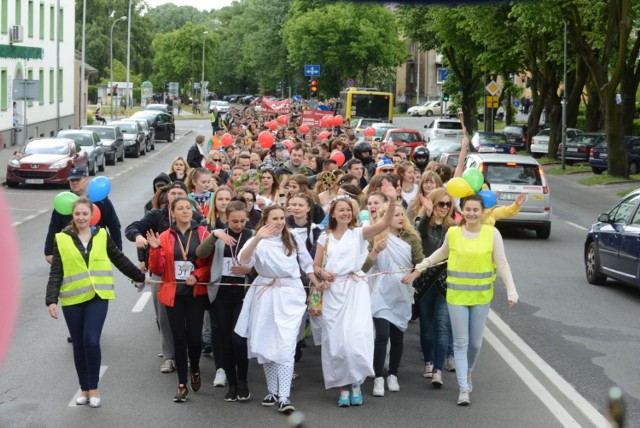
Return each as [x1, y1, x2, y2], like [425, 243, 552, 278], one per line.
[39, 68, 44, 105]
[28, 0, 33, 37]
[49, 5, 53, 40]
[610, 195, 640, 224]
[15, 0, 21, 25]
[49, 68, 54, 103]
[58, 68, 63, 101]
[57, 7, 62, 41]
[1, 0, 7, 34]
[0, 68, 7, 111]
[27, 68, 33, 107]
[39, 2, 44, 39]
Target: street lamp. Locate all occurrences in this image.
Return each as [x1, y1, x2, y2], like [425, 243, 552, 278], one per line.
[201, 31, 209, 113]
[125, 0, 132, 117]
[110, 16, 127, 120]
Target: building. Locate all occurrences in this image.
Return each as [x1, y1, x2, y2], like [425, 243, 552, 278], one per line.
[395, 40, 444, 109]
[0, 0, 75, 148]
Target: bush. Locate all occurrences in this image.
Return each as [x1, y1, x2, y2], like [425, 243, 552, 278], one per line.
[397, 102, 408, 113]
[133, 87, 141, 106]
[634, 119, 640, 136]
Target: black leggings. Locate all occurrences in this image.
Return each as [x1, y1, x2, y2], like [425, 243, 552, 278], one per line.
[373, 317, 404, 377]
[166, 294, 207, 385]
[212, 297, 248, 386]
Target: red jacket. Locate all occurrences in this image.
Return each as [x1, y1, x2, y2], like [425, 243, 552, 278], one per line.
[149, 224, 212, 307]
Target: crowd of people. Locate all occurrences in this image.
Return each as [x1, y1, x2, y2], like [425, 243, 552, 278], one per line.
[45, 104, 521, 413]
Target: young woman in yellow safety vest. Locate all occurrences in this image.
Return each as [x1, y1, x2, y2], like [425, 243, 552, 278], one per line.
[46, 197, 147, 408]
[415, 194, 519, 407]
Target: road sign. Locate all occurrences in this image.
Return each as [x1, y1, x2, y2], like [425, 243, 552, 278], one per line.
[12, 79, 40, 100]
[346, 78, 355, 87]
[486, 95, 499, 108]
[304, 65, 321, 77]
[485, 80, 500, 96]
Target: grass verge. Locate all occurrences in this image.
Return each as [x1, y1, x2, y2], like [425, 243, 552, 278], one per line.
[617, 188, 637, 197]
[579, 174, 640, 185]
[546, 164, 592, 175]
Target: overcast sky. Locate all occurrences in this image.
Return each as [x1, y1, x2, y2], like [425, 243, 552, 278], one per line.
[145, 0, 235, 12]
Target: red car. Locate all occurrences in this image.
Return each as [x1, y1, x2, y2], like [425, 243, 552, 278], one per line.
[6, 138, 88, 187]
[381, 128, 426, 155]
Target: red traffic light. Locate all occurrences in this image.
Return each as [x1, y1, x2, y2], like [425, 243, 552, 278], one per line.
[311, 80, 318, 86]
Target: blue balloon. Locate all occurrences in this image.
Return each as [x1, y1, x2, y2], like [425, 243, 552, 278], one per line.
[87, 176, 111, 202]
[478, 189, 497, 209]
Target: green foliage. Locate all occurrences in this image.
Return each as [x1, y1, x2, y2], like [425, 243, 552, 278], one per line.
[88, 85, 98, 104]
[145, 3, 211, 34]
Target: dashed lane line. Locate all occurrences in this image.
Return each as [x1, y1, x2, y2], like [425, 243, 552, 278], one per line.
[13, 208, 49, 227]
[565, 221, 588, 231]
[68, 365, 108, 407]
[132, 291, 152, 313]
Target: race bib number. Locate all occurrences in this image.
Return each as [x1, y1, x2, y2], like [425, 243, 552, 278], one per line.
[222, 257, 243, 278]
[175, 261, 195, 281]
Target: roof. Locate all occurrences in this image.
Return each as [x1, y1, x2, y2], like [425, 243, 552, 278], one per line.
[467, 153, 540, 165]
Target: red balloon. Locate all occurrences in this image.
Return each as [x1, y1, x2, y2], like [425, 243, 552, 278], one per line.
[329, 151, 346, 167]
[258, 131, 274, 149]
[221, 133, 233, 146]
[364, 127, 375, 137]
[277, 115, 289, 126]
[326, 115, 335, 127]
[282, 139, 295, 151]
[268, 121, 278, 131]
[90, 203, 101, 226]
[334, 115, 344, 126]
[320, 116, 329, 128]
[318, 131, 331, 140]
[299, 124, 309, 134]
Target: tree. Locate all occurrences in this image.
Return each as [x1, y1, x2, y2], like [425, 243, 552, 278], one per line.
[145, 3, 211, 34]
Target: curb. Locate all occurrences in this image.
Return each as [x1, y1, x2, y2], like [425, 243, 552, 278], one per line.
[602, 180, 640, 186]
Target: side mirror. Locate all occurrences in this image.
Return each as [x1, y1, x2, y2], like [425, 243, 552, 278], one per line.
[598, 213, 610, 223]
[424, 125, 429, 129]
[96, 141, 103, 146]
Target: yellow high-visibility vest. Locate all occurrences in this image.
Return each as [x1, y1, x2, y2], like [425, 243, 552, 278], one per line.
[446, 225, 495, 306]
[56, 229, 115, 306]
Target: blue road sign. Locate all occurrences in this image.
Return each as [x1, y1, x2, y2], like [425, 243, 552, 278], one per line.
[304, 65, 321, 77]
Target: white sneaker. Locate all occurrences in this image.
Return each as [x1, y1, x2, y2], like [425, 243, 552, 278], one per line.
[422, 361, 434, 378]
[160, 359, 175, 373]
[445, 355, 456, 372]
[432, 370, 443, 388]
[213, 368, 227, 387]
[372, 377, 385, 397]
[386, 374, 400, 392]
[457, 389, 470, 406]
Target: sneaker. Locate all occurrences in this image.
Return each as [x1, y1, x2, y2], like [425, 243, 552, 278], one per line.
[432, 370, 443, 388]
[337, 389, 350, 407]
[160, 359, 175, 373]
[213, 368, 227, 387]
[224, 387, 238, 402]
[457, 389, 470, 406]
[468, 374, 473, 393]
[445, 355, 456, 372]
[372, 377, 385, 397]
[190, 372, 201, 392]
[386, 375, 400, 392]
[173, 385, 188, 403]
[277, 398, 295, 414]
[237, 381, 250, 401]
[422, 361, 434, 378]
[262, 393, 278, 407]
[350, 384, 363, 406]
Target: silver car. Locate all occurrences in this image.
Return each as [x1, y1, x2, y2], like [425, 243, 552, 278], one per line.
[56, 129, 106, 176]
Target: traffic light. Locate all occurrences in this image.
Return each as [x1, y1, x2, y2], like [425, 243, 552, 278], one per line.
[443, 93, 450, 102]
[164, 81, 169, 93]
[310, 80, 318, 97]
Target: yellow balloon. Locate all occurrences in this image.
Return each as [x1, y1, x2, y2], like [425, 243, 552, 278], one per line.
[447, 177, 475, 199]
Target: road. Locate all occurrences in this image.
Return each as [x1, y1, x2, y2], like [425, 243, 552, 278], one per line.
[0, 117, 633, 427]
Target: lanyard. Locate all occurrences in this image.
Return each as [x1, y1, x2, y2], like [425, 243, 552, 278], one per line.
[176, 230, 193, 261]
[225, 229, 243, 264]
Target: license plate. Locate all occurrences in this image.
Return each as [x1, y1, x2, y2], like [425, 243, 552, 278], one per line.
[601, 154, 608, 159]
[499, 192, 519, 201]
[567, 148, 578, 152]
[445, 133, 457, 137]
[25, 179, 44, 184]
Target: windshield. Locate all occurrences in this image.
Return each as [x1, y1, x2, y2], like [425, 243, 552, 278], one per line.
[23, 140, 70, 155]
[537, 129, 550, 137]
[480, 134, 508, 145]
[351, 94, 390, 120]
[503, 126, 523, 135]
[389, 132, 422, 143]
[84, 127, 115, 139]
[114, 123, 136, 133]
[58, 132, 93, 146]
[484, 163, 541, 185]
[436, 121, 462, 130]
[570, 134, 601, 145]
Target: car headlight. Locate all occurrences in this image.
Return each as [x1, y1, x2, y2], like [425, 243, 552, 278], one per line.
[9, 159, 20, 167]
[49, 159, 70, 169]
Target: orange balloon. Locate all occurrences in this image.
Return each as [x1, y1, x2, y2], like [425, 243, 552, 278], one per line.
[258, 131, 274, 149]
[221, 133, 233, 146]
[90, 204, 101, 226]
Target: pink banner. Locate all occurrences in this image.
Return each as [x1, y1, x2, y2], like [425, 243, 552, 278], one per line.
[261, 98, 291, 115]
[302, 109, 333, 128]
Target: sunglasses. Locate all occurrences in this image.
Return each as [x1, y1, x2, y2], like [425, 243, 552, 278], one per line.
[437, 201, 452, 208]
[211, 158, 221, 162]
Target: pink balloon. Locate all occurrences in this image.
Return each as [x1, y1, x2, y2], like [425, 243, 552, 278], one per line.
[334, 115, 344, 126]
[299, 124, 309, 134]
[0, 188, 20, 368]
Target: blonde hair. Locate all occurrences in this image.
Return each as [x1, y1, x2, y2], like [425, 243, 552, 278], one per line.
[374, 202, 420, 245]
[428, 188, 456, 228]
[167, 156, 191, 177]
[206, 185, 234, 226]
[408, 171, 444, 222]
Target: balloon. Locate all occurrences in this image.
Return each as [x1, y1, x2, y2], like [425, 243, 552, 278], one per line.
[330, 151, 346, 167]
[277, 115, 289, 125]
[87, 176, 111, 202]
[0, 188, 20, 368]
[268, 121, 278, 131]
[364, 127, 375, 137]
[462, 168, 484, 193]
[446, 177, 475, 199]
[318, 131, 331, 140]
[478, 189, 497, 209]
[221, 133, 233, 146]
[90, 204, 101, 226]
[326, 115, 335, 127]
[321, 116, 330, 128]
[299, 124, 309, 134]
[53, 191, 79, 215]
[258, 131, 274, 149]
[334, 115, 344, 126]
[282, 139, 295, 152]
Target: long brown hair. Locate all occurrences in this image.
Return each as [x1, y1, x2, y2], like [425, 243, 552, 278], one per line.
[429, 188, 456, 228]
[256, 205, 297, 256]
[206, 185, 234, 225]
[327, 198, 359, 231]
[259, 169, 280, 201]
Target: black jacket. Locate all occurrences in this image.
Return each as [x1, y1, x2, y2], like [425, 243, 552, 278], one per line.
[187, 143, 204, 168]
[44, 197, 122, 256]
[45, 227, 145, 306]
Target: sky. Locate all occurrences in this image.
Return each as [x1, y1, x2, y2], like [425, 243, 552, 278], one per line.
[144, 0, 235, 11]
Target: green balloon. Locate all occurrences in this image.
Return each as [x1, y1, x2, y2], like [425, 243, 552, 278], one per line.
[462, 168, 484, 193]
[53, 191, 79, 215]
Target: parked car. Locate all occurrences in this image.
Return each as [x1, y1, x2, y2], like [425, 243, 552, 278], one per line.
[585, 189, 640, 287]
[434, 151, 462, 169]
[121, 118, 155, 152]
[502, 125, 527, 151]
[424, 118, 464, 143]
[354, 118, 384, 136]
[477, 107, 505, 122]
[81, 125, 125, 165]
[371, 123, 399, 141]
[408, 101, 442, 117]
[381, 128, 426, 155]
[145, 103, 174, 119]
[464, 153, 552, 239]
[110, 121, 146, 158]
[131, 110, 175, 142]
[556, 132, 606, 164]
[56, 130, 106, 176]
[6, 138, 88, 187]
[589, 136, 640, 175]
[426, 138, 463, 160]
[530, 128, 583, 157]
[208, 100, 230, 113]
[470, 132, 512, 154]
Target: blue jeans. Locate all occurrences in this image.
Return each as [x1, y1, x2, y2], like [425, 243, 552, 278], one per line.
[447, 302, 491, 391]
[62, 296, 109, 391]
[418, 286, 450, 371]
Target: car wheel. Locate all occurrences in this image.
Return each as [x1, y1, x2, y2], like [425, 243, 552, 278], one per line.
[151, 138, 155, 151]
[98, 155, 106, 172]
[426, 111, 433, 117]
[629, 161, 638, 175]
[89, 160, 97, 176]
[591, 167, 605, 174]
[118, 148, 125, 162]
[167, 131, 175, 143]
[6, 181, 18, 188]
[535, 222, 551, 239]
[107, 154, 116, 166]
[585, 241, 607, 285]
[141, 142, 146, 156]
[132, 144, 140, 158]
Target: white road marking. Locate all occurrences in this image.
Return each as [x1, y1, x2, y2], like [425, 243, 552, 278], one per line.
[132, 291, 152, 313]
[565, 221, 588, 231]
[68, 365, 108, 407]
[487, 311, 609, 427]
[13, 209, 49, 227]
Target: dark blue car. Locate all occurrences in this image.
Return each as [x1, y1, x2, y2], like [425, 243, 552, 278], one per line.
[585, 189, 640, 287]
[589, 136, 640, 174]
[470, 132, 512, 154]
